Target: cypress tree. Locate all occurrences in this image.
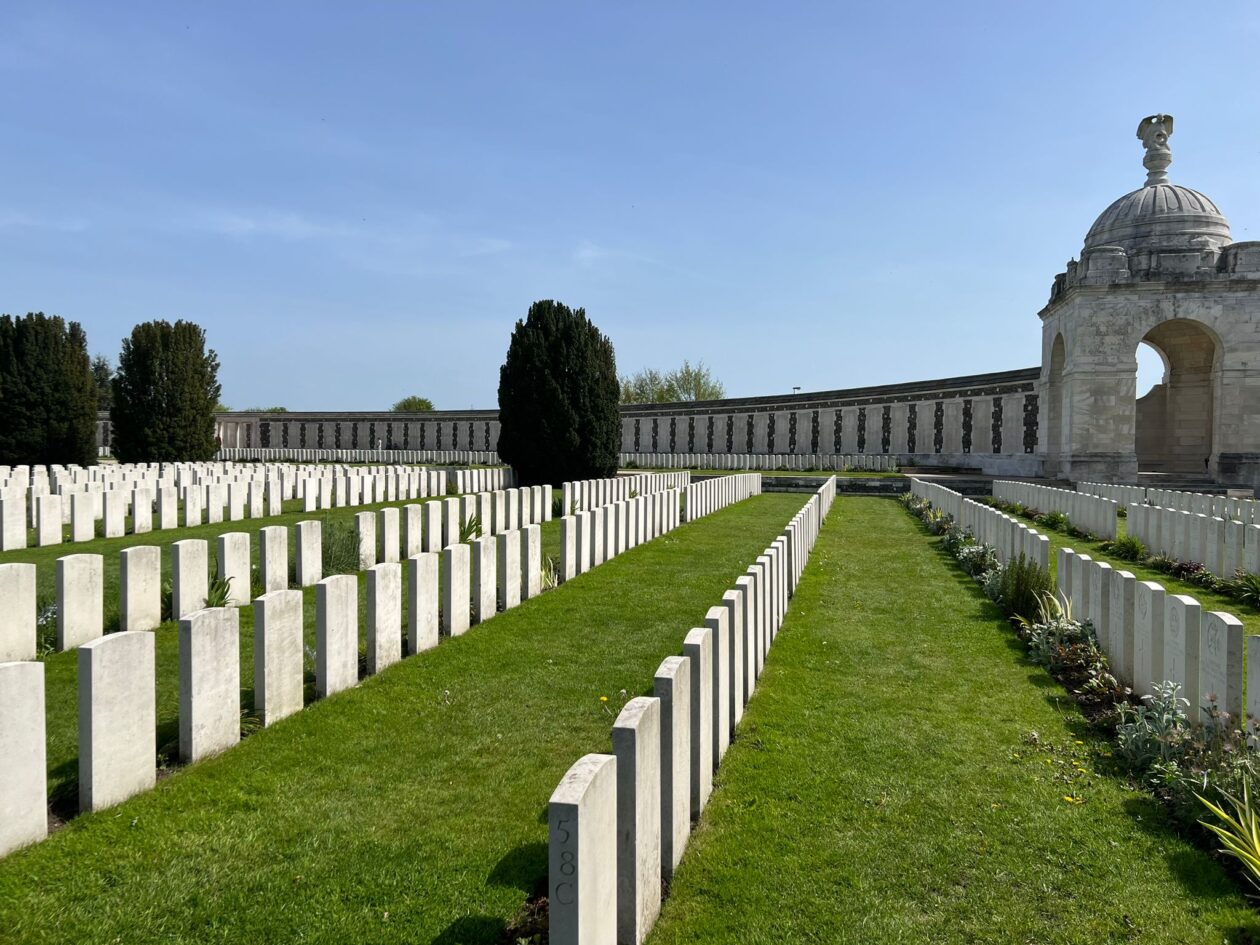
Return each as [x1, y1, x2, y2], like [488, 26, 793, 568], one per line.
[112, 320, 222, 462]
[0, 312, 97, 466]
[497, 300, 620, 486]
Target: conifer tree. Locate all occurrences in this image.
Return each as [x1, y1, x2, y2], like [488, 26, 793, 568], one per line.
[497, 300, 620, 485]
[0, 312, 98, 465]
[112, 320, 222, 462]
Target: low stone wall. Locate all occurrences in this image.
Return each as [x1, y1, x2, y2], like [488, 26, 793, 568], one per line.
[546, 476, 837, 945]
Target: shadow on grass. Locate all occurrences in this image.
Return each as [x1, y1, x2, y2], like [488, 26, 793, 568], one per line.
[488, 840, 547, 898]
[429, 915, 506, 945]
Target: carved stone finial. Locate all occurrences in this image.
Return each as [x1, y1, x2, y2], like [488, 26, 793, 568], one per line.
[1137, 114, 1174, 186]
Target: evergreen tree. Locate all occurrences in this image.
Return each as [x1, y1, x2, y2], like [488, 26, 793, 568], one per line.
[391, 395, 435, 412]
[112, 320, 222, 462]
[0, 312, 98, 466]
[91, 355, 114, 411]
[497, 300, 620, 486]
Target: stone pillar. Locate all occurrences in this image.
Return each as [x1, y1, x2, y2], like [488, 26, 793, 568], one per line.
[178, 607, 241, 763]
[253, 589, 304, 726]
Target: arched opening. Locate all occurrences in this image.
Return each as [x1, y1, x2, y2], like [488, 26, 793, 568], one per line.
[1046, 333, 1066, 470]
[1135, 319, 1221, 475]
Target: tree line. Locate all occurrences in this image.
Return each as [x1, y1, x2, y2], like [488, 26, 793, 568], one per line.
[0, 314, 221, 466]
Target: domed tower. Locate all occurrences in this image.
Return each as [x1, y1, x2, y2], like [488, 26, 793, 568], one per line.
[1036, 115, 1260, 485]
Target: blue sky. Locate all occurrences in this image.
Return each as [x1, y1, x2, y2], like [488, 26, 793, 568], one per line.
[1, 2, 1257, 410]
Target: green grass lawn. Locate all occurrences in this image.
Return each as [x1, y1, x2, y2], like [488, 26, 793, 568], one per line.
[0, 492, 807, 945]
[28, 495, 564, 811]
[647, 497, 1257, 945]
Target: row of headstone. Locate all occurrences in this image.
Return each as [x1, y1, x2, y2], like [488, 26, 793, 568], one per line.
[620, 453, 897, 472]
[0, 463, 458, 551]
[910, 479, 1051, 570]
[450, 467, 516, 494]
[562, 473, 690, 518]
[1078, 481, 1259, 520]
[682, 473, 760, 522]
[1127, 504, 1260, 578]
[0, 516, 549, 859]
[218, 448, 501, 465]
[558, 492, 681, 582]
[547, 476, 837, 945]
[1056, 547, 1252, 730]
[353, 486, 554, 570]
[992, 480, 1119, 540]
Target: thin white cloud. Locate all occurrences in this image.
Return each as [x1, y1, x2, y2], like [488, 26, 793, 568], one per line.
[572, 239, 654, 268]
[193, 209, 364, 242]
[0, 210, 89, 232]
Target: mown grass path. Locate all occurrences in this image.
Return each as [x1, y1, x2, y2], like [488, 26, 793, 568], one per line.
[0, 492, 806, 944]
[648, 497, 1258, 945]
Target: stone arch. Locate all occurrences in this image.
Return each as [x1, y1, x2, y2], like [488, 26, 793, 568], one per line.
[1134, 318, 1222, 474]
[1045, 332, 1067, 471]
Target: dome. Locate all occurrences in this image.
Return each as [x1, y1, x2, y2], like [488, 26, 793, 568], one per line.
[1081, 114, 1231, 254]
[1084, 183, 1231, 253]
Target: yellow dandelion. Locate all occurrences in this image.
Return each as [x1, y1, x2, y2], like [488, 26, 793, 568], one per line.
[599, 696, 608, 702]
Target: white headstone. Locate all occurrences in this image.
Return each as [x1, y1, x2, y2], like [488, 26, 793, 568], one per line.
[178, 607, 241, 763]
[78, 631, 156, 811]
[253, 589, 304, 726]
[316, 574, 358, 698]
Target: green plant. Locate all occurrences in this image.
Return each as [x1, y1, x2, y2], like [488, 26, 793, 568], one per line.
[956, 542, 997, 578]
[1227, 570, 1260, 610]
[997, 554, 1054, 623]
[497, 299, 620, 486]
[1197, 784, 1260, 891]
[204, 575, 233, 608]
[322, 519, 361, 575]
[160, 580, 174, 621]
[460, 514, 483, 544]
[35, 595, 58, 656]
[541, 555, 560, 591]
[1115, 682, 1191, 771]
[1104, 534, 1146, 562]
[1035, 510, 1070, 532]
